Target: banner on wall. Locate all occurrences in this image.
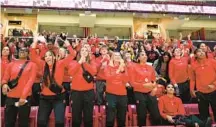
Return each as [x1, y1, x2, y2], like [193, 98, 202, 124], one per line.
[1, 0, 216, 15]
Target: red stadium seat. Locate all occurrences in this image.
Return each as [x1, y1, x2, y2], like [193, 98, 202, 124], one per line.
[29, 106, 38, 127]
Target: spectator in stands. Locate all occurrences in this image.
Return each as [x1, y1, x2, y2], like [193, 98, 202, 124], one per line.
[95, 45, 110, 105]
[68, 47, 97, 127]
[1, 47, 37, 127]
[169, 48, 191, 103]
[153, 52, 171, 86]
[124, 51, 136, 104]
[197, 43, 214, 59]
[159, 84, 212, 127]
[190, 48, 216, 122]
[98, 52, 128, 127]
[1, 45, 13, 107]
[31, 36, 76, 127]
[130, 51, 161, 126]
[144, 43, 159, 63]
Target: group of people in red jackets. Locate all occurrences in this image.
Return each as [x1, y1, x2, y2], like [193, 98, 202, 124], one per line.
[1, 33, 216, 127]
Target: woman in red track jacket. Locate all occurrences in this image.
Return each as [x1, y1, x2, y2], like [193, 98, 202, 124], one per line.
[68, 47, 97, 127]
[98, 52, 128, 127]
[31, 36, 76, 127]
[1, 47, 37, 127]
[159, 84, 212, 127]
[130, 51, 161, 126]
[190, 48, 216, 122]
[1, 46, 13, 106]
[169, 48, 190, 103]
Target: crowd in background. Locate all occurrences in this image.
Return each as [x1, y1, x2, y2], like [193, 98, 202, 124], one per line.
[1, 31, 216, 127]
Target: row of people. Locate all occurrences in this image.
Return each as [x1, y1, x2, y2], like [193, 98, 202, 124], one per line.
[1, 35, 216, 127]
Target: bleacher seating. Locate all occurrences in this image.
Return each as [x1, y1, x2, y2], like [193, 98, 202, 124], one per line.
[0, 104, 215, 127]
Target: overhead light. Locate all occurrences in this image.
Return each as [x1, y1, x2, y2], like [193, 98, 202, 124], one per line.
[163, 14, 166, 16]
[14, 17, 17, 20]
[184, 17, 190, 21]
[133, 13, 136, 16]
[174, 17, 178, 20]
[4, 8, 6, 12]
[150, 22, 153, 25]
[209, 15, 211, 19]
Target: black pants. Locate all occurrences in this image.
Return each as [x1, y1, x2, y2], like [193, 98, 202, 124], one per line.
[31, 83, 41, 106]
[37, 93, 66, 127]
[5, 97, 31, 127]
[95, 80, 106, 105]
[62, 82, 71, 106]
[197, 90, 216, 121]
[177, 80, 191, 104]
[106, 93, 127, 127]
[71, 89, 95, 127]
[134, 92, 161, 126]
[1, 86, 6, 107]
[161, 115, 205, 127]
[126, 87, 136, 104]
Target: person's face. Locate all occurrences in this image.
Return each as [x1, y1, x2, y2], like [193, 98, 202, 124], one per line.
[145, 44, 151, 51]
[174, 48, 181, 57]
[138, 51, 147, 62]
[83, 44, 91, 52]
[200, 43, 207, 52]
[58, 48, 66, 59]
[47, 42, 53, 49]
[2, 47, 10, 56]
[163, 55, 169, 62]
[100, 47, 108, 55]
[166, 84, 175, 94]
[125, 52, 131, 61]
[195, 49, 206, 59]
[113, 52, 122, 62]
[80, 47, 88, 57]
[45, 51, 55, 65]
[18, 48, 28, 59]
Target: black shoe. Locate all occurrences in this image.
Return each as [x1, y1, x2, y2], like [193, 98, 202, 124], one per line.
[205, 117, 212, 127]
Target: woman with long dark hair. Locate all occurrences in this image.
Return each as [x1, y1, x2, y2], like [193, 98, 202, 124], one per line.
[153, 52, 171, 86]
[31, 36, 76, 127]
[190, 48, 216, 123]
[68, 47, 97, 127]
[1, 45, 13, 106]
[130, 51, 161, 126]
[169, 48, 191, 103]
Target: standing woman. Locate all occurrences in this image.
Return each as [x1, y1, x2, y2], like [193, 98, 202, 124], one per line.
[31, 36, 76, 127]
[98, 52, 128, 127]
[1, 45, 12, 106]
[153, 52, 172, 86]
[130, 51, 161, 126]
[190, 48, 216, 122]
[1, 47, 37, 127]
[68, 47, 97, 127]
[169, 48, 190, 103]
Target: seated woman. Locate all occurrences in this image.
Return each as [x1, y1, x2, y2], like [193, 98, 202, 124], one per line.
[158, 84, 212, 127]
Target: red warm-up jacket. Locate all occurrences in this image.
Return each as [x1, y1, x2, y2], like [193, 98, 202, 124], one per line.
[30, 45, 76, 96]
[158, 95, 186, 119]
[2, 60, 37, 99]
[129, 63, 156, 93]
[98, 65, 129, 95]
[169, 57, 189, 84]
[190, 58, 216, 93]
[68, 61, 97, 91]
